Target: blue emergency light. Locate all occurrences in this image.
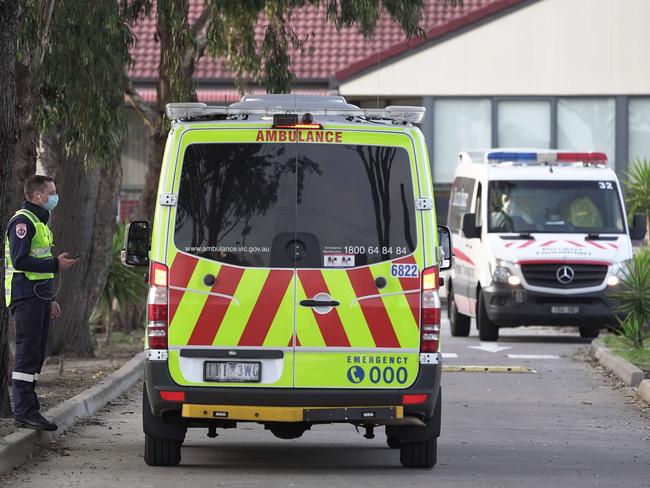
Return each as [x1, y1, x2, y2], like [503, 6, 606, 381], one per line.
[487, 151, 538, 162]
[485, 150, 607, 165]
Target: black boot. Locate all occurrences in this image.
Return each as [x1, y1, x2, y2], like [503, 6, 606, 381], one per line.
[14, 414, 58, 431]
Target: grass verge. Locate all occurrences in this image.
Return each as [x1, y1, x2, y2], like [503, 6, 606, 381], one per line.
[602, 334, 650, 372]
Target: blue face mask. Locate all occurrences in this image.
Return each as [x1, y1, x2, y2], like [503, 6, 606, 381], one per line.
[39, 193, 59, 211]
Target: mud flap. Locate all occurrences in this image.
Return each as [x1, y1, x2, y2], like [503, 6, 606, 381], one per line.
[143, 384, 187, 441]
[386, 386, 441, 443]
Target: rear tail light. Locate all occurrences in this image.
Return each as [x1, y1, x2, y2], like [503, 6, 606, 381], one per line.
[420, 266, 441, 353]
[160, 390, 185, 402]
[147, 261, 169, 349]
[402, 393, 429, 405]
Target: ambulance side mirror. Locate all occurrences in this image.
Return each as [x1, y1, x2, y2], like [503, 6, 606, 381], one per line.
[437, 225, 453, 271]
[122, 221, 150, 268]
[461, 213, 481, 239]
[630, 213, 646, 241]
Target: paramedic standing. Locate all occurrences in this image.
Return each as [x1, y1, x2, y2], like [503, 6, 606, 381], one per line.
[4, 175, 78, 431]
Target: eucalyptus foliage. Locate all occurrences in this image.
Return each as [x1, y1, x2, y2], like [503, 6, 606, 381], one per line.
[19, 0, 150, 166]
[611, 249, 650, 349]
[206, 0, 433, 93]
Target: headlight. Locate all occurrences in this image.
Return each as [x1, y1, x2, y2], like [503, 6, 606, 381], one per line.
[609, 259, 633, 286]
[492, 260, 520, 285]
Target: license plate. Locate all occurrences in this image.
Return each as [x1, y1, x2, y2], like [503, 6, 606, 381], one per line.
[204, 361, 261, 383]
[551, 305, 580, 314]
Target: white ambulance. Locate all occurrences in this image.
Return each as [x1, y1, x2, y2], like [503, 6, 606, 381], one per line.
[446, 149, 644, 342]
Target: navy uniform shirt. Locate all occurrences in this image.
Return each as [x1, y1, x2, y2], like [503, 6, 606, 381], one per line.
[6, 201, 59, 306]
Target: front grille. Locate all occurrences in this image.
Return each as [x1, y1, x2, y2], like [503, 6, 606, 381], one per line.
[521, 263, 608, 289]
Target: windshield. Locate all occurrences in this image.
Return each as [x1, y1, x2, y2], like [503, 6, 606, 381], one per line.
[488, 180, 625, 234]
[174, 142, 416, 268]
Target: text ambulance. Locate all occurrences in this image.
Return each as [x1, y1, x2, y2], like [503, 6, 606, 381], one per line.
[447, 149, 643, 342]
[122, 95, 452, 469]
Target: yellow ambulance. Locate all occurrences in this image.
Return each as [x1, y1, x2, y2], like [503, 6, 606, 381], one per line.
[122, 95, 452, 468]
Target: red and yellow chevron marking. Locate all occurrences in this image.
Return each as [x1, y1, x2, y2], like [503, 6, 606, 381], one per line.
[297, 270, 350, 347]
[238, 270, 294, 346]
[168, 252, 199, 323]
[393, 255, 420, 326]
[167, 253, 421, 349]
[346, 266, 402, 348]
[188, 266, 245, 345]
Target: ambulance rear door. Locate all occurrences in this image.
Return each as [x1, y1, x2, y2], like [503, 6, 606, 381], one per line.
[293, 129, 426, 389]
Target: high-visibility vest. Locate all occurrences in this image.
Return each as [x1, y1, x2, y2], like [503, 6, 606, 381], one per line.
[4, 209, 54, 307]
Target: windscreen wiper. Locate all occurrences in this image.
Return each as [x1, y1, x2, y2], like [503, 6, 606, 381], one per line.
[499, 232, 534, 240]
[585, 233, 619, 241]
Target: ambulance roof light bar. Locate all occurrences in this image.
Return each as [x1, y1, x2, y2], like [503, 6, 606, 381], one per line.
[464, 149, 608, 167]
[165, 102, 426, 124]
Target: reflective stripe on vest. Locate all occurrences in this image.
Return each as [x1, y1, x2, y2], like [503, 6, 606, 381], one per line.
[4, 209, 55, 307]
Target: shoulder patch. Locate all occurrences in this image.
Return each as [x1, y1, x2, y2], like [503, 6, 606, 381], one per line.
[15, 223, 27, 239]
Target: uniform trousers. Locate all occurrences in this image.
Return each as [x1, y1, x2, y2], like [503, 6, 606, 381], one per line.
[11, 297, 51, 418]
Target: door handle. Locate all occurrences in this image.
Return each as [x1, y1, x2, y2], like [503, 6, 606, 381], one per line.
[299, 299, 340, 307]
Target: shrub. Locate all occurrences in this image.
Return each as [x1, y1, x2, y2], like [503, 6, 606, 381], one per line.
[611, 248, 650, 349]
[99, 224, 148, 342]
[624, 158, 650, 245]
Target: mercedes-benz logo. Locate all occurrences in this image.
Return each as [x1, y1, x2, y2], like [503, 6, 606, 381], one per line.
[556, 265, 575, 284]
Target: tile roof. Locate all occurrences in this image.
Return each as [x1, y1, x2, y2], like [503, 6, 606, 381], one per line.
[129, 0, 526, 84]
[134, 87, 329, 104]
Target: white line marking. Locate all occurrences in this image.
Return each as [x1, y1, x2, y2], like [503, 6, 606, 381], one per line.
[442, 352, 458, 359]
[468, 343, 512, 353]
[508, 354, 561, 360]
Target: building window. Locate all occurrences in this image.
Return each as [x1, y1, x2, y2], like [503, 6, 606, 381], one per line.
[121, 108, 149, 190]
[497, 100, 551, 148]
[433, 99, 491, 183]
[629, 98, 650, 164]
[558, 98, 615, 166]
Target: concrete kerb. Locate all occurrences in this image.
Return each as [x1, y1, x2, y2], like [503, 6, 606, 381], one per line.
[589, 339, 650, 405]
[0, 351, 144, 475]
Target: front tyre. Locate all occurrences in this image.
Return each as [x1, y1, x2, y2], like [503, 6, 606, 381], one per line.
[477, 291, 499, 342]
[448, 290, 471, 337]
[579, 327, 600, 339]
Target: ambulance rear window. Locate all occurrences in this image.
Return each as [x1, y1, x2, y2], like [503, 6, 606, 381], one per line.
[174, 142, 416, 268]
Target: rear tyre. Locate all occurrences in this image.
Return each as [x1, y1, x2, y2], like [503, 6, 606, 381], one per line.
[448, 290, 471, 337]
[142, 385, 185, 467]
[144, 433, 183, 467]
[477, 291, 499, 342]
[579, 327, 600, 339]
[400, 437, 437, 468]
[399, 387, 441, 468]
[387, 435, 401, 449]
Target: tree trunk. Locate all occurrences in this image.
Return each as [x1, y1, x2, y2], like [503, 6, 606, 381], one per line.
[105, 298, 116, 344]
[131, 129, 166, 222]
[0, 0, 19, 417]
[9, 60, 40, 212]
[41, 130, 122, 357]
